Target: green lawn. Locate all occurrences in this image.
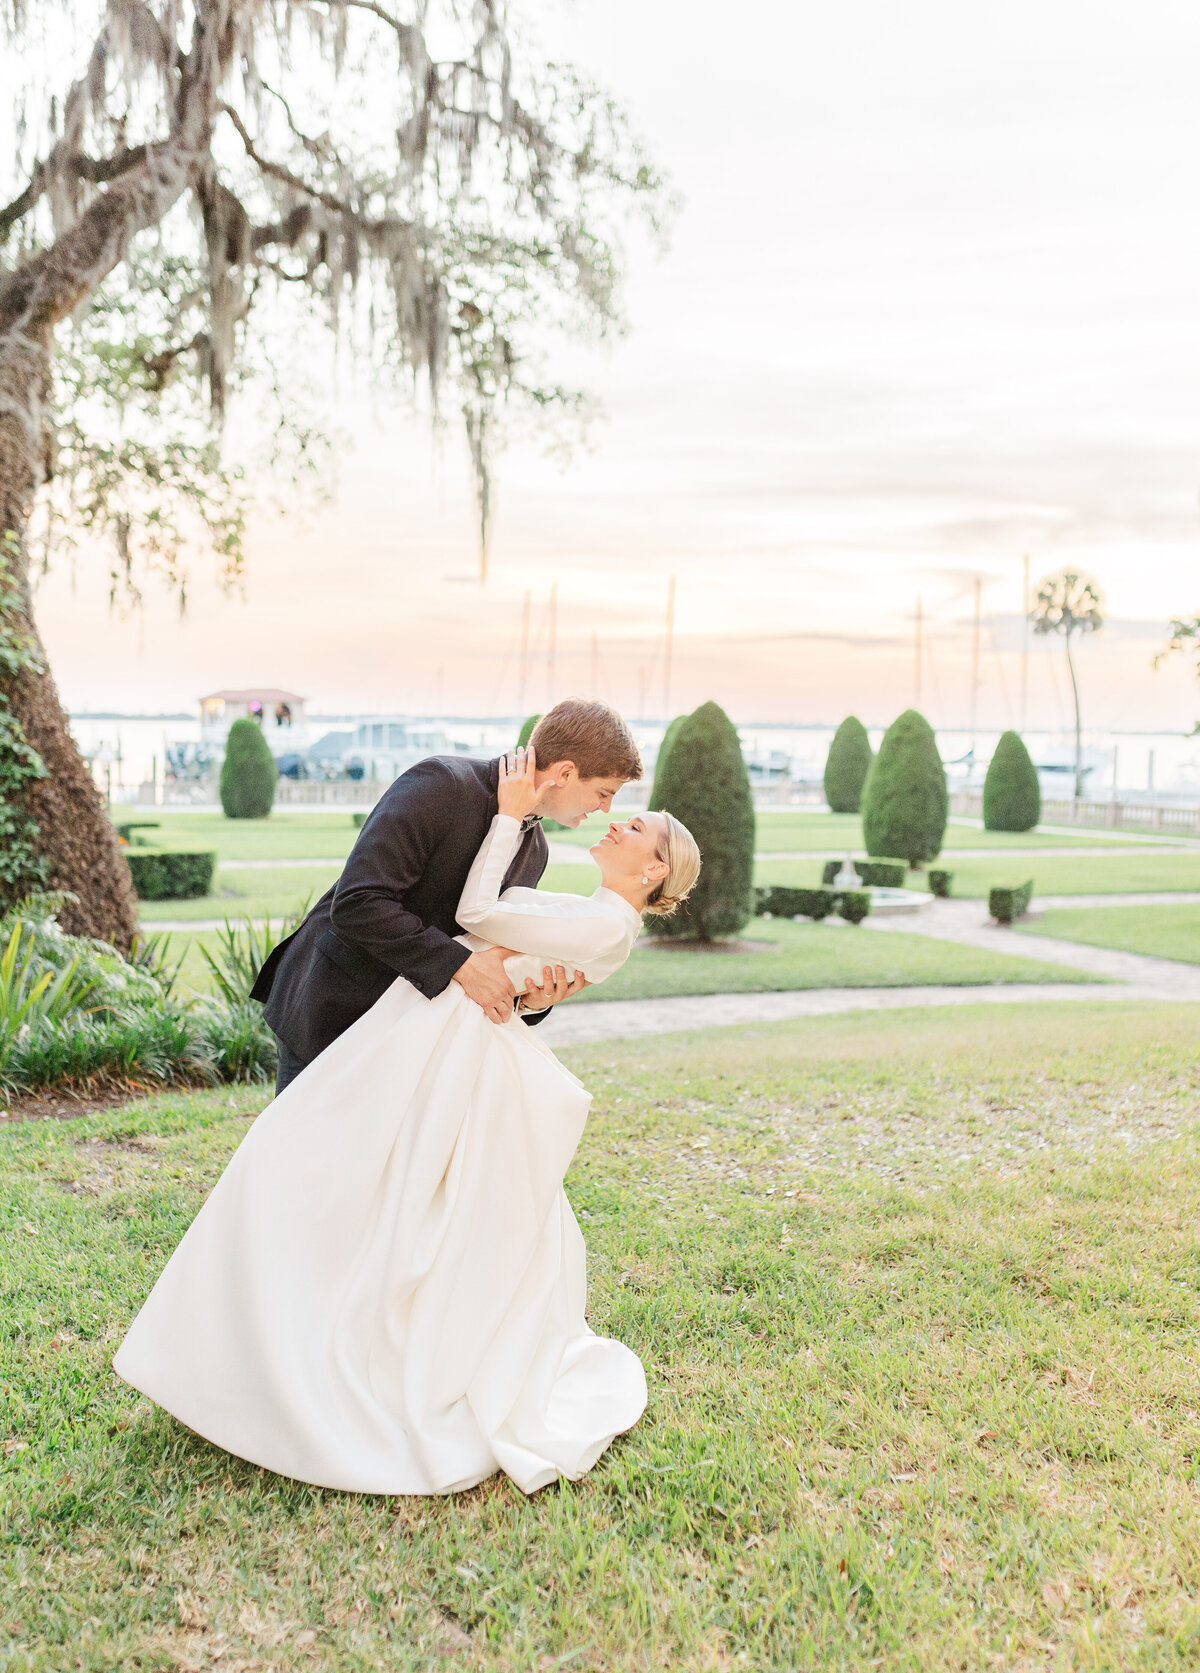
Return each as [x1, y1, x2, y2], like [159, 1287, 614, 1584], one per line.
[4, 1003, 1200, 1668]
[112, 805, 1199, 865]
[577, 915, 1094, 1001]
[552, 809, 1191, 854]
[756, 850, 1200, 898]
[136, 864, 338, 924]
[1017, 902, 1200, 965]
[110, 806, 363, 862]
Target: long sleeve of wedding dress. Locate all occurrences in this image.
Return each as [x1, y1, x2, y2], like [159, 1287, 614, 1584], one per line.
[454, 813, 639, 982]
[113, 810, 648, 1499]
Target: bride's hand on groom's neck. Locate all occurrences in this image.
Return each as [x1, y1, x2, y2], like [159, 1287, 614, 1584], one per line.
[498, 745, 555, 821]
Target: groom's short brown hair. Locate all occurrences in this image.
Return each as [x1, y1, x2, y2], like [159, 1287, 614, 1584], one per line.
[531, 699, 642, 782]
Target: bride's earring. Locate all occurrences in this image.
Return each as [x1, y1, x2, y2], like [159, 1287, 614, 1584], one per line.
[641, 874, 648, 885]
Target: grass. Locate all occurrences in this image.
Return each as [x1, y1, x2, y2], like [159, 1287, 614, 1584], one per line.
[575, 916, 1095, 1002]
[4, 1002, 1200, 1668]
[136, 866, 335, 924]
[1017, 902, 1200, 965]
[756, 850, 1200, 899]
[551, 809, 1179, 854]
[110, 807, 363, 863]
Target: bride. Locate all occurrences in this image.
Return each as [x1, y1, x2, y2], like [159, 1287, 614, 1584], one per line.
[114, 746, 700, 1496]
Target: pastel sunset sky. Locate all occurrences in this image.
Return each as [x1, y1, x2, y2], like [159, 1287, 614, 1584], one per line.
[36, 0, 1200, 732]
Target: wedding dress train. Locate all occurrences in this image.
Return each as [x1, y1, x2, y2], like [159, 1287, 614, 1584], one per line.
[113, 815, 646, 1495]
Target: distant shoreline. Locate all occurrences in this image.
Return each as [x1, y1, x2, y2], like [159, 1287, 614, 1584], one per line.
[67, 712, 1193, 740]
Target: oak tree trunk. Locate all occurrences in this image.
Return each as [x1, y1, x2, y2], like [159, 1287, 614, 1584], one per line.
[0, 335, 140, 948]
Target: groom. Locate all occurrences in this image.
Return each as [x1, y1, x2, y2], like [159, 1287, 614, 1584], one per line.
[251, 698, 643, 1094]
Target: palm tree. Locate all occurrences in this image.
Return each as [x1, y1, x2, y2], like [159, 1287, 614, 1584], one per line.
[1030, 569, 1104, 799]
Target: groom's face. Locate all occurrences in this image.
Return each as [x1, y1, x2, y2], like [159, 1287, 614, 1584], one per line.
[538, 763, 626, 827]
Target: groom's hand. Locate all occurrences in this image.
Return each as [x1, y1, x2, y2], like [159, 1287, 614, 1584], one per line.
[519, 964, 590, 1014]
[452, 946, 517, 1025]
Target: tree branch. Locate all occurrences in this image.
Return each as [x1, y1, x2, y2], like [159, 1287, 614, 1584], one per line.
[219, 103, 414, 248]
[0, 145, 151, 245]
[0, 163, 47, 242]
[0, 3, 228, 336]
[73, 145, 152, 184]
[309, 0, 421, 54]
[218, 102, 361, 219]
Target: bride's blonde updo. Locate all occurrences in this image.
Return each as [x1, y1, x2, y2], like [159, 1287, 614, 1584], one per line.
[643, 811, 702, 918]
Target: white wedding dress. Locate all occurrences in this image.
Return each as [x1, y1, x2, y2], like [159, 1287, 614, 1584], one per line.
[114, 814, 646, 1496]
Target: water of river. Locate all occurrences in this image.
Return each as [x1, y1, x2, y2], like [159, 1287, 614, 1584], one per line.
[69, 712, 1200, 804]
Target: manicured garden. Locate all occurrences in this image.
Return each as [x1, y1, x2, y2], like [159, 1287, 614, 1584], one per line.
[100, 798, 1200, 1010]
[548, 807, 1174, 853]
[754, 849, 1200, 899]
[4, 1002, 1200, 1669]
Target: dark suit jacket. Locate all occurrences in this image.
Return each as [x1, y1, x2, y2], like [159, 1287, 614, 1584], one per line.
[250, 754, 550, 1062]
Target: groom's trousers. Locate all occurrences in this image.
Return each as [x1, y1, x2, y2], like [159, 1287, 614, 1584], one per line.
[273, 1035, 311, 1097]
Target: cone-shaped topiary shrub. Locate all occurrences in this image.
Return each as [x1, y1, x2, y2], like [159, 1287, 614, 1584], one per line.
[823, 715, 873, 813]
[648, 712, 689, 811]
[982, 730, 1041, 832]
[644, 700, 755, 940]
[517, 714, 540, 748]
[860, 709, 947, 867]
[220, 718, 278, 819]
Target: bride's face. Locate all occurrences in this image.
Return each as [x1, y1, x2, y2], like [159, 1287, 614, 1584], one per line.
[589, 813, 670, 889]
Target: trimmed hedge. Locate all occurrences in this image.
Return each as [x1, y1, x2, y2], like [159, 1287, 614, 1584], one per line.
[983, 730, 1041, 832]
[929, 869, 953, 898]
[352, 811, 368, 828]
[220, 717, 278, 819]
[989, 880, 1034, 924]
[756, 884, 871, 923]
[861, 709, 948, 867]
[649, 713, 688, 812]
[823, 716, 873, 813]
[820, 858, 906, 889]
[125, 850, 216, 901]
[757, 885, 837, 920]
[517, 714, 540, 749]
[644, 700, 755, 940]
[115, 820, 160, 845]
[836, 890, 872, 925]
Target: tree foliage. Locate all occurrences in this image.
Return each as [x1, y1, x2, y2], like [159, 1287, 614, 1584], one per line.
[3, 0, 668, 582]
[517, 714, 540, 749]
[0, 0, 666, 942]
[647, 712, 687, 812]
[1030, 569, 1103, 799]
[982, 731, 1040, 832]
[30, 248, 334, 604]
[1154, 617, 1200, 732]
[219, 718, 277, 820]
[644, 700, 754, 941]
[823, 716, 873, 814]
[861, 709, 947, 867]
